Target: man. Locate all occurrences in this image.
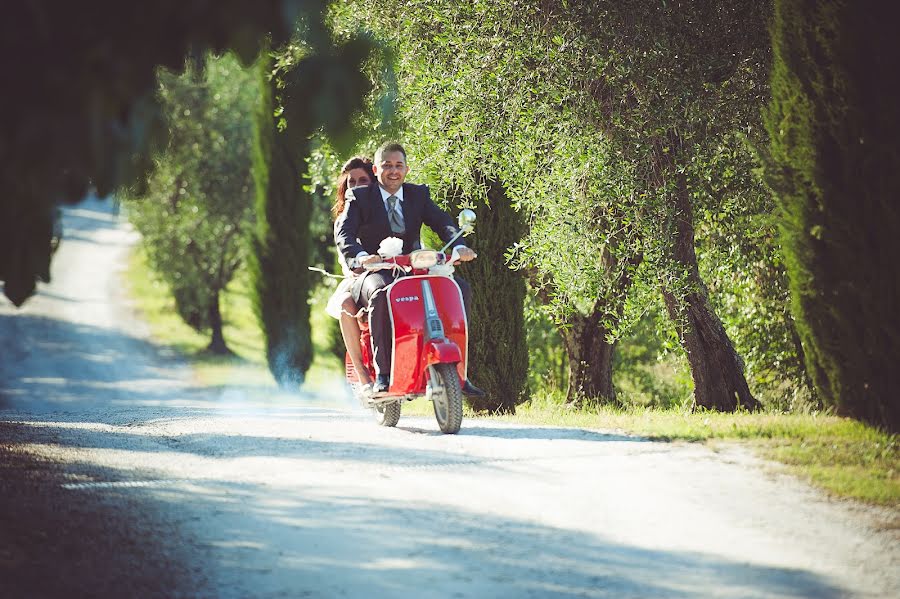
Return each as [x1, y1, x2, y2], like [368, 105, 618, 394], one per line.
[334, 142, 484, 396]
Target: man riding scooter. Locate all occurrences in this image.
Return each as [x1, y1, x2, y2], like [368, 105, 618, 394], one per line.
[334, 141, 485, 397]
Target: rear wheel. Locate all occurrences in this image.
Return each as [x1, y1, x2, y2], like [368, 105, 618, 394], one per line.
[374, 401, 401, 427]
[431, 363, 463, 434]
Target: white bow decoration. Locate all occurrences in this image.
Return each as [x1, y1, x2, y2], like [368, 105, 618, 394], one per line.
[378, 237, 403, 258]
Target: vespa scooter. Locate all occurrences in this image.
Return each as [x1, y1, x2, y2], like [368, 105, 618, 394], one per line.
[346, 210, 476, 434]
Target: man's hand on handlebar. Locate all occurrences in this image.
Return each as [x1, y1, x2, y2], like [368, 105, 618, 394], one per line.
[360, 254, 383, 266]
[349, 254, 383, 272]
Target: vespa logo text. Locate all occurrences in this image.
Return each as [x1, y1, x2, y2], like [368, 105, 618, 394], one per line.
[394, 295, 420, 303]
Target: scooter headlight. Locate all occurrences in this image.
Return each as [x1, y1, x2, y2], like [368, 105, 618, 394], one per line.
[410, 250, 439, 269]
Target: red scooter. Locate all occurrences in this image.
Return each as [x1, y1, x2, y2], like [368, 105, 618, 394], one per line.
[347, 210, 476, 434]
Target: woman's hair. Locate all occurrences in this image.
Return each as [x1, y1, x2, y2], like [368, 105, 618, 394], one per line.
[332, 156, 375, 220]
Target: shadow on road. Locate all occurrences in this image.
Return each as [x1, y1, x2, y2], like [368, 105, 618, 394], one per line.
[0, 425, 204, 599]
[0, 418, 588, 475]
[0, 313, 190, 413]
[402, 424, 640, 443]
[0, 433, 846, 599]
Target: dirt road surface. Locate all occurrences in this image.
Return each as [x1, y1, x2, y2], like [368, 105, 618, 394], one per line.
[1, 200, 897, 598]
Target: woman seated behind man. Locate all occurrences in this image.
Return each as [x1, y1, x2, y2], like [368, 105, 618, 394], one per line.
[326, 157, 375, 388]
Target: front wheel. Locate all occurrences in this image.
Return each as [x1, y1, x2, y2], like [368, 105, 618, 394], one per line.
[374, 401, 401, 427]
[431, 363, 463, 434]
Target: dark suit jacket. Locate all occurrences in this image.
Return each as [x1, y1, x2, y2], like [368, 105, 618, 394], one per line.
[334, 182, 462, 263]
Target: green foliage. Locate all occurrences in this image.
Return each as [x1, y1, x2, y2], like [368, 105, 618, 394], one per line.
[126, 53, 257, 352]
[762, 1, 900, 431]
[0, 1, 306, 306]
[613, 301, 694, 409]
[696, 135, 814, 409]
[523, 294, 567, 394]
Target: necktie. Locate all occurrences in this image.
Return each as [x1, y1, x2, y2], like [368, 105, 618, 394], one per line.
[387, 195, 405, 234]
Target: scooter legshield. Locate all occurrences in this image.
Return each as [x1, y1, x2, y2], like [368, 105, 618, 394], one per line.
[387, 275, 467, 395]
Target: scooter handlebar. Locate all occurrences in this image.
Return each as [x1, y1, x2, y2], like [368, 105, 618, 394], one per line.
[352, 253, 453, 272]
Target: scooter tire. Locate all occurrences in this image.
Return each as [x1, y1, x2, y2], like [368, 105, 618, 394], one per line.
[432, 363, 463, 434]
[374, 401, 401, 427]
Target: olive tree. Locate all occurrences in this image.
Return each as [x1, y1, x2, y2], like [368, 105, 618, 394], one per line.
[347, 0, 774, 411]
[126, 54, 257, 354]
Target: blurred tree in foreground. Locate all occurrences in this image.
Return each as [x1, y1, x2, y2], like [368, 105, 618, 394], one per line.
[763, 0, 900, 431]
[249, 50, 315, 385]
[126, 54, 257, 354]
[0, 0, 315, 306]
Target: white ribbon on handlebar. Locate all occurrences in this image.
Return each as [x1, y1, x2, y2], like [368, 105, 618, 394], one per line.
[307, 266, 348, 279]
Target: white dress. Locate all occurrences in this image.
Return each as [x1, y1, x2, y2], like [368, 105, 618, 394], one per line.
[326, 235, 408, 319]
[325, 255, 355, 320]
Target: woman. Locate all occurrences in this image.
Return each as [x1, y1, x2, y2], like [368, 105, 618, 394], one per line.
[327, 156, 375, 388]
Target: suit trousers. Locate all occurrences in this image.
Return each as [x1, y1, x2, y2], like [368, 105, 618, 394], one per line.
[358, 271, 472, 378]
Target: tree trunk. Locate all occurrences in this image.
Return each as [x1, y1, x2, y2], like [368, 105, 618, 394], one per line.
[664, 174, 759, 411]
[206, 289, 231, 355]
[526, 249, 637, 408]
[560, 306, 616, 406]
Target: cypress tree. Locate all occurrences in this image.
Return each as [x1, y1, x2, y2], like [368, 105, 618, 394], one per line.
[453, 179, 529, 414]
[248, 52, 314, 387]
[763, 0, 900, 431]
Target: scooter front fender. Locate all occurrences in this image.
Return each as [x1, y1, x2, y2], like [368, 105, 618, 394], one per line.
[424, 339, 463, 367]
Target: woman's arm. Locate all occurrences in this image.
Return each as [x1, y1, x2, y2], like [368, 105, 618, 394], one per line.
[334, 188, 367, 260]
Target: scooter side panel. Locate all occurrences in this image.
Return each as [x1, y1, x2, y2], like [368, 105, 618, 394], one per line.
[387, 276, 467, 395]
[387, 278, 426, 394]
[429, 277, 468, 384]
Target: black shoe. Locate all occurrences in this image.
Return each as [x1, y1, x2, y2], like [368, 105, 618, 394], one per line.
[461, 380, 485, 397]
[373, 374, 390, 394]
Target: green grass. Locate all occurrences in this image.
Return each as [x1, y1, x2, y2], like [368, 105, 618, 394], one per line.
[125, 247, 344, 395]
[125, 246, 899, 507]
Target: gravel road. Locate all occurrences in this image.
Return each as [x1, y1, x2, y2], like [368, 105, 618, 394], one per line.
[1, 199, 897, 599]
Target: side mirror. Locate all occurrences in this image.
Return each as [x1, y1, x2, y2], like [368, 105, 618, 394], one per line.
[457, 209, 476, 234]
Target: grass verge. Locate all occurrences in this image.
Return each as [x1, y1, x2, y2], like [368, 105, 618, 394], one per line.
[494, 393, 899, 506]
[126, 246, 898, 507]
